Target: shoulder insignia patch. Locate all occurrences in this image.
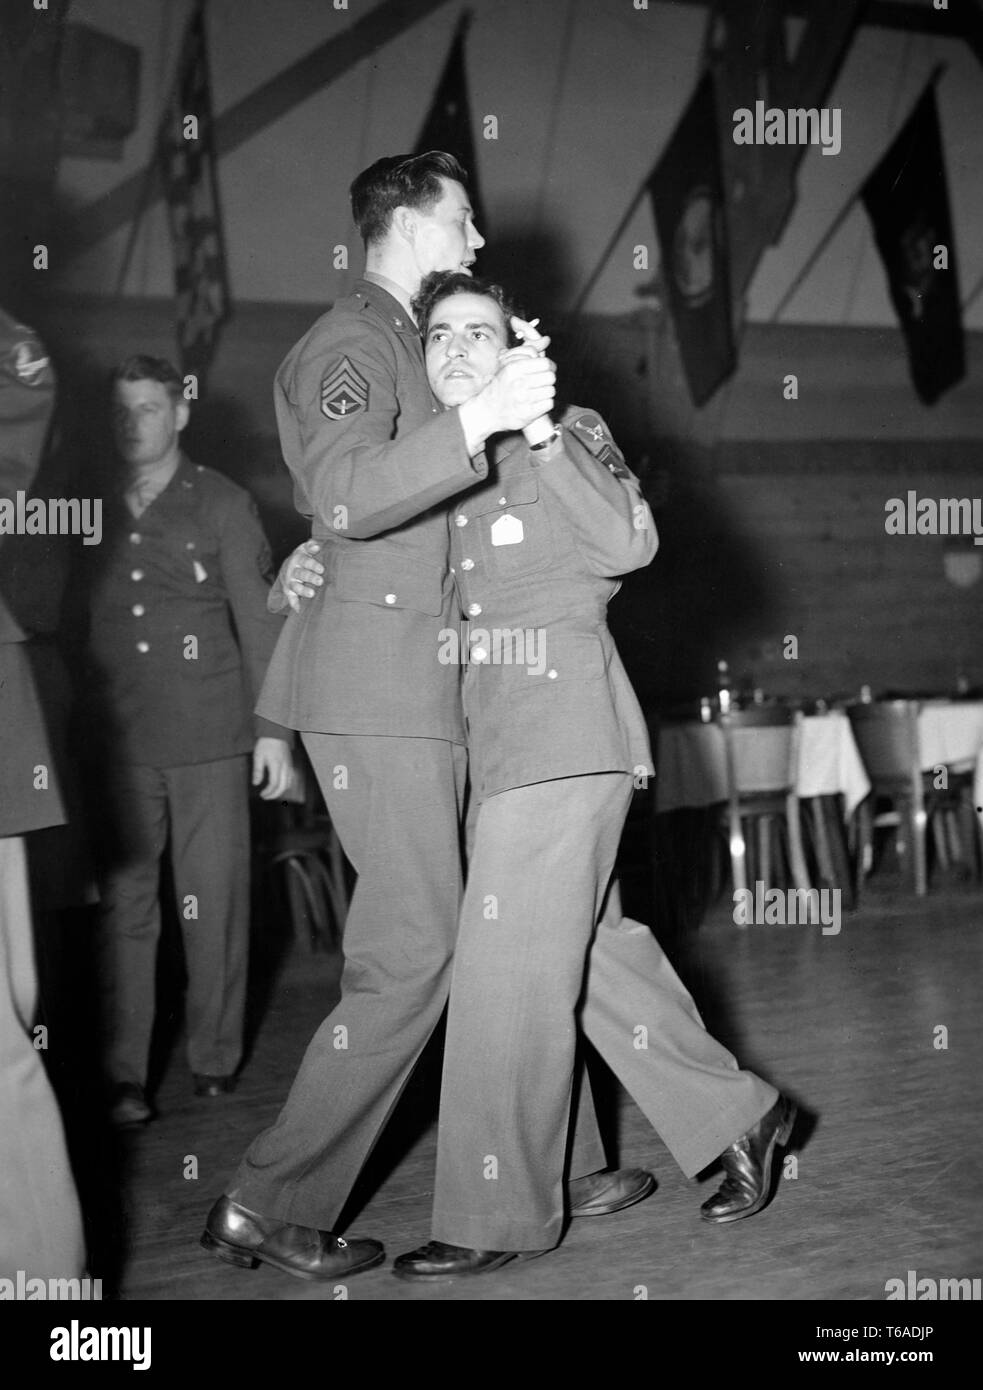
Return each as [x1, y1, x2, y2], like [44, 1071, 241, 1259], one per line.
[9, 337, 50, 387]
[573, 413, 606, 444]
[321, 357, 369, 420]
[571, 410, 630, 478]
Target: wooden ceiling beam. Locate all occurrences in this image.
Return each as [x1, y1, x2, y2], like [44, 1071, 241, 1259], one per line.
[64, 0, 451, 258]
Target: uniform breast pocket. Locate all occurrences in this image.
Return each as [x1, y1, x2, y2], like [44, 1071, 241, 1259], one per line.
[475, 471, 555, 577]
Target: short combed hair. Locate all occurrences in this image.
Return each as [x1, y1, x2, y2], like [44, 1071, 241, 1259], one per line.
[112, 354, 184, 404]
[413, 271, 520, 346]
[350, 151, 469, 246]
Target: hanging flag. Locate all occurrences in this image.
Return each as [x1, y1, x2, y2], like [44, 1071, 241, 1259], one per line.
[708, 0, 864, 307]
[0, 0, 70, 280]
[0, 0, 69, 187]
[648, 70, 735, 407]
[861, 82, 964, 405]
[157, 1, 229, 387]
[415, 12, 486, 232]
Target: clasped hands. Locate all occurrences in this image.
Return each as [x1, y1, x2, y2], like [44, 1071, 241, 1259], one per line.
[278, 315, 555, 612]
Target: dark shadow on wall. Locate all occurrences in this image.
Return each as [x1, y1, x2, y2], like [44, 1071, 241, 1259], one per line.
[556, 343, 782, 705]
[178, 392, 306, 562]
[480, 223, 578, 320]
[608, 440, 784, 707]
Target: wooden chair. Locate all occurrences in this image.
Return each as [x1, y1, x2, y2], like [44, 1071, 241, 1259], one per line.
[847, 700, 928, 896]
[648, 714, 726, 936]
[933, 768, 982, 880]
[805, 793, 855, 907]
[259, 756, 350, 951]
[718, 706, 810, 899]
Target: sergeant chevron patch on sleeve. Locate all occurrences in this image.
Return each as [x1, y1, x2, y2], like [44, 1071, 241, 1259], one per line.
[320, 356, 369, 420]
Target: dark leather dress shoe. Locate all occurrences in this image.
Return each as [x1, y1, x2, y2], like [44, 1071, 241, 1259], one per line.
[110, 1083, 153, 1128]
[201, 1195, 384, 1280]
[193, 1073, 236, 1097]
[392, 1240, 546, 1282]
[568, 1167, 655, 1217]
[700, 1095, 798, 1224]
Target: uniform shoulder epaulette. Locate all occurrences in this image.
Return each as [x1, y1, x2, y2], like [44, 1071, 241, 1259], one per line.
[187, 460, 249, 504]
[563, 408, 629, 479]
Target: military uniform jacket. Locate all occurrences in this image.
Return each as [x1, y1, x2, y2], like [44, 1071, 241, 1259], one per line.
[257, 279, 487, 741]
[0, 309, 66, 836]
[449, 407, 658, 799]
[82, 455, 288, 768]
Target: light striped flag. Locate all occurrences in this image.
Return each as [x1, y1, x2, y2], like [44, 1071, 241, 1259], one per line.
[157, 1, 229, 387]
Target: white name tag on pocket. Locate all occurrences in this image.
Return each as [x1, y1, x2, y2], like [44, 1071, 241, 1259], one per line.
[490, 513, 524, 546]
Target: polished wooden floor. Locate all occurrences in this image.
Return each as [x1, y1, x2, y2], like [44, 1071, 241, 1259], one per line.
[51, 876, 983, 1302]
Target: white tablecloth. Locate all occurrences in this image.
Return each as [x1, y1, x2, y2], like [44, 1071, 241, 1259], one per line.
[917, 700, 983, 772]
[655, 711, 871, 816]
[917, 700, 983, 829]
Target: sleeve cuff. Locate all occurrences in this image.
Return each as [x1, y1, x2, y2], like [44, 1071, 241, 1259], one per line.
[255, 717, 295, 746]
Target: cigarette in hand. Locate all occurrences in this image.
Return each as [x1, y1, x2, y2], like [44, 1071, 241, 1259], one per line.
[511, 315, 549, 354]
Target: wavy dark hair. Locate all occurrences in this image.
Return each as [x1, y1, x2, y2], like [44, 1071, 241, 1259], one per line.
[350, 151, 469, 246]
[412, 271, 520, 346]
[112, 354, 184, 404]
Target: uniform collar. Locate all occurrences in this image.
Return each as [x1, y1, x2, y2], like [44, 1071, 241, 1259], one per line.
[172, 453, 199, 490]
[120, 452, 197, 506]
[355, 276, 419, 336]
[490, 431, 530, 467]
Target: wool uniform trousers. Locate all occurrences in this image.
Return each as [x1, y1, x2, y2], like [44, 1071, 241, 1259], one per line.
[0, 836, 85, 1279]
[98, 755, 251, 1086]
[432, 771, 777, 1252]
[231, 733, 607, 1228]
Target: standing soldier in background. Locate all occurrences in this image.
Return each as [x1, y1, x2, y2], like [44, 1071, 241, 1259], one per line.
[79, 355, 293, 1129]
[0, 306, 86, 1281]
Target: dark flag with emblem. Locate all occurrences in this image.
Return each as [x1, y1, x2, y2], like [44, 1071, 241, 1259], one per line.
[157, 0, 229, 387]
[861, 82, 964, 405]
[415, 12, 486, 231]
[648, 70, 735, 407]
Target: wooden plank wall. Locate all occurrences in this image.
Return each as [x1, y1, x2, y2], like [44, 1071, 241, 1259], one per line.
[613, 439, 983, 705]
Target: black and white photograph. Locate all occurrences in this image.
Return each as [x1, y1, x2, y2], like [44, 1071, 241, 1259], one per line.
[1, 0, 981, 1346]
